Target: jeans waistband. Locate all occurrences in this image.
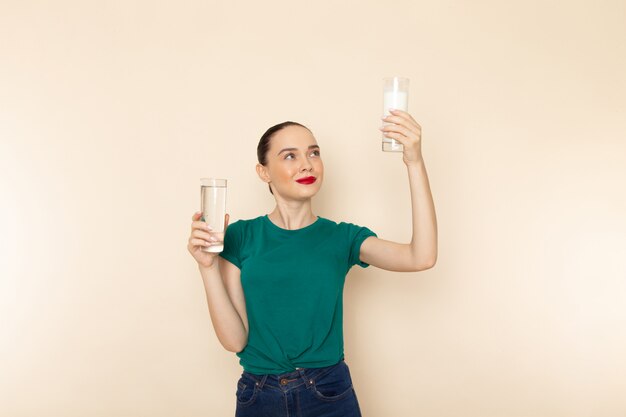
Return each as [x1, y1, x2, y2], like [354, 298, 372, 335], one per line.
[241, 359, 345, 391]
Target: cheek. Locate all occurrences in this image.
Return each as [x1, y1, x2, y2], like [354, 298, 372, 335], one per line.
[315, 160, 324, 174]
[275, 165, 297, 182]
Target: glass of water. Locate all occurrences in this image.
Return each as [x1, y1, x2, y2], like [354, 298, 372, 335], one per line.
[382, 76, 410, 152]
[200, 178, 227, 253]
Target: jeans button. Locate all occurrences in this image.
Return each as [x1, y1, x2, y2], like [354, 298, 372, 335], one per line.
[280, 378, 288, 385]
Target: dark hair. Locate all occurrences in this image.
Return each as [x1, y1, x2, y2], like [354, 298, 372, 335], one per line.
[257, 121, 311, 195]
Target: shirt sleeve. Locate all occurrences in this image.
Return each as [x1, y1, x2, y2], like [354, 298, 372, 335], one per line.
[345, 223, 378, 269]
[219, 220, 243, 269]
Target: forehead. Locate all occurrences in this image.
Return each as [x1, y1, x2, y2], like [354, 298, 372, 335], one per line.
[271, 125, 317, 149]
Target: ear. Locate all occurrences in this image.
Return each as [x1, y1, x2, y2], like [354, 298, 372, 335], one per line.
[256, 163, 270, 183]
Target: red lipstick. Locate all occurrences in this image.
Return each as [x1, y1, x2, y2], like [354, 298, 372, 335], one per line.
[296, 176, 316, 185]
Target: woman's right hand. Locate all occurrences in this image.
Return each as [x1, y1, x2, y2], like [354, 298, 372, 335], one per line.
[188, 211, 230, 268]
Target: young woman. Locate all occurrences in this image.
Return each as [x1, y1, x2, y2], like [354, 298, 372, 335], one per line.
[187, 109, 438, 417]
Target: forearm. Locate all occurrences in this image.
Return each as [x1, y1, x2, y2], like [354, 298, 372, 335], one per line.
[198, 263, 247, 352]
[406, 158, 438, 267]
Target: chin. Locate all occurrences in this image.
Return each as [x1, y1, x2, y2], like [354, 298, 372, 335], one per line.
[298, 190, 320, 200]
[294, 186, 321, 200]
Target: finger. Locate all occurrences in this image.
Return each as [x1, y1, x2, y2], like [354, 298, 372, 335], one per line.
[388, 109, 421, 130]
[382, 130, 407, 145]
[192, 220, 212, 233]
[193, 229, 217, 241]
[194, 230, 220, 243]
[223, 213, 230, 231]
[382, 113, 416, 127]
[380, 123, 414, 138]
[192, 211, 202, 220]
[382, 115, 420, 136]
[189, 236, 212, 248]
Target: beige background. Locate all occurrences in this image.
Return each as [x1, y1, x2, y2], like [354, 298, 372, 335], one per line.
[1, 0, 625, 416]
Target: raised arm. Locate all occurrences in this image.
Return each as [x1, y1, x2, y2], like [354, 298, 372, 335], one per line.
[359, 109, 438, 272]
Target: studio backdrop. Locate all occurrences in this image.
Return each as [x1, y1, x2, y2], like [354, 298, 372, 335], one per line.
[1, 1, 625, 416]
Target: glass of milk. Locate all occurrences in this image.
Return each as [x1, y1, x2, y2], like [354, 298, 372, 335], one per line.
[382, 76, 410, 152]
[200, 178, 227, 253]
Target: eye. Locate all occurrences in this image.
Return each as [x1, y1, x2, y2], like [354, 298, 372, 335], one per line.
[311, 150, 320, 157]
[284, 153, 295, 160]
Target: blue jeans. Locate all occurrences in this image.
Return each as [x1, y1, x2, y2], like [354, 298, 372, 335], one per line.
[235, 359, 363, 417]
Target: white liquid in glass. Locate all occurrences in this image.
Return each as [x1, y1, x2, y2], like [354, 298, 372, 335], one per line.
[383, 91, 408, 150]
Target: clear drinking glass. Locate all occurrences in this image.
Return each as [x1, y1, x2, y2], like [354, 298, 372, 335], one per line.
[382, 76, 410, 152]
[200, 178, 227, 253]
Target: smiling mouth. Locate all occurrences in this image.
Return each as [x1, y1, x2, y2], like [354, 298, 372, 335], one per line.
[296, 177, 316, 185]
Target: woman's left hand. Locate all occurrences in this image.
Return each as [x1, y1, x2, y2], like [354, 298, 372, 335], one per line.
[379, 109, 423, 165]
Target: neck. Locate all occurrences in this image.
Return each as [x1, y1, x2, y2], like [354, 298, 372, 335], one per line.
[268, 200, 316, 230]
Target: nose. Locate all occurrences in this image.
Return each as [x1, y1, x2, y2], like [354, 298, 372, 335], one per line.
[300, 157, 313, 172]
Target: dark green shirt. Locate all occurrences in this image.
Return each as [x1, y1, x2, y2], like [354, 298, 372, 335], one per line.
[219, 214, 377, 374]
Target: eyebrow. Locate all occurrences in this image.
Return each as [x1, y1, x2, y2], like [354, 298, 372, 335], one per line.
[277, 145, 320, 156]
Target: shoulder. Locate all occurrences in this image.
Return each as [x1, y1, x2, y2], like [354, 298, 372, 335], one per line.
[316, 216, 359, 227]
[229, 215, 264, 227]
[225, 215, 264, 236]
[318, 216, 377, 236]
